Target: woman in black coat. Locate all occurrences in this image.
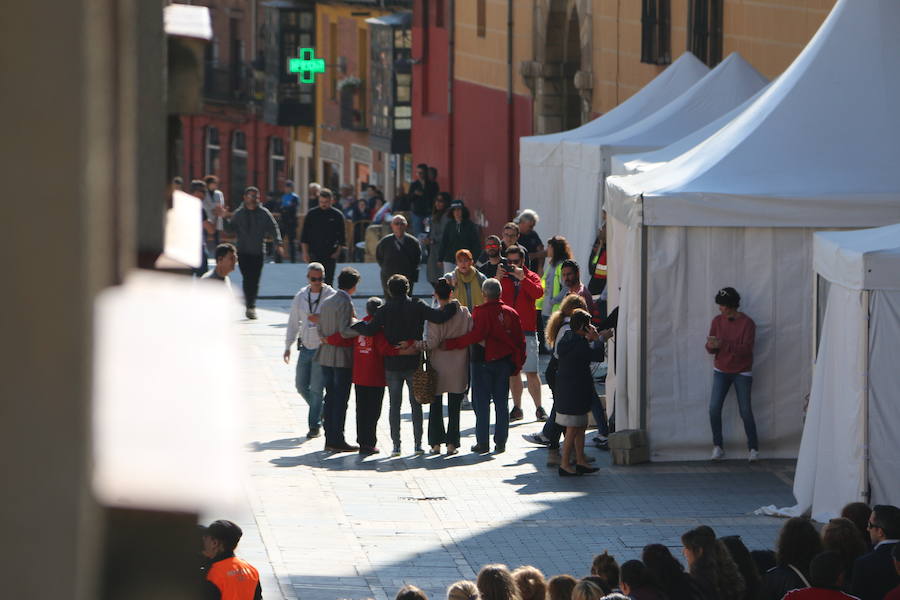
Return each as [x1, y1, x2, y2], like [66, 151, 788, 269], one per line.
[554, 309, 612, 476]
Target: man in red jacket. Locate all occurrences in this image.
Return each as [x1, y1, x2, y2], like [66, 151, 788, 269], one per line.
[443, 278, 526, 454]
[498, 244, 546, 423]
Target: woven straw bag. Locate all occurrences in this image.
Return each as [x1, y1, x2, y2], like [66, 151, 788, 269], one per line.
[412, 351, 436, 404]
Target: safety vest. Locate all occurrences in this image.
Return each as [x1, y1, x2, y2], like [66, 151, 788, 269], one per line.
[592, 249, 607, 281]
[207, 557, 260, 600]
[536, 262, 564, 312]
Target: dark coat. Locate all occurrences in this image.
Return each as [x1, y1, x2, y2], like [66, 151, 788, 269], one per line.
[440, 216, 481, 262]
[554, 330, 604, 417]
[352, 296, 457, 372]
[761, 565, 807, 600]
[376, 232, 422, 282]
[850, 542, 899, 600]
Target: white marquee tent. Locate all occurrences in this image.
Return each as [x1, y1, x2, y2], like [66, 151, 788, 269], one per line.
[604, 0, 900, 461]
[759, 225, 900, 521]
[518, 52, 708, 244]
[560, 52, 768, 265]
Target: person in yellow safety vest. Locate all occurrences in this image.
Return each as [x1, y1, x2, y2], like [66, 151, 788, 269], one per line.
[538, 235, 574, 318]
[201, 520, 262, 600]
[588, 225, 607, 297]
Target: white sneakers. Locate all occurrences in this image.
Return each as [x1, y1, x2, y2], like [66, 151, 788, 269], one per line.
[711, 446, 725, 460]
[749, 449, 759, 463]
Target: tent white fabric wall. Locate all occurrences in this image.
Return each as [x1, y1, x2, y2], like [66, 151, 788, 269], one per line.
[761, 225, 900, 521]
[559, 53, 767, 265]
[517, 53, 708, 243]
[604, 0, 900, 461]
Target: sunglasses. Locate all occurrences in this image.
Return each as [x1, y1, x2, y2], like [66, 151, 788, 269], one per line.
[867, 521, 881, 529]
[309, 277, 323, 282]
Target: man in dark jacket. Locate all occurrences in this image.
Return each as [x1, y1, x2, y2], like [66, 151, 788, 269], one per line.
[217, 186, 284, 319]
[300, 188, 345, 286]
[440, 199, 481, 266]
[408, 163, 438, 237]
[851, 504, 900, 600]
[352, 274, 457, 457]
[375, 214, 422, 295]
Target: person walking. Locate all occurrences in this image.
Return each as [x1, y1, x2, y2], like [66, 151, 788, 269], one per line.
[204, 175, 226, 248]
[443, 278, 525, 454]
[376, 214, 422, 296]
[408, 163, 438, 237]
[554, 309, 611, 476]
[315, 267, 362, 452]
[301, 188, 346, 287]
[189, 179, 215, 276]
[200, 520, 262, 600]
[352, 274, 459, 456]
[200, 243, 238, 294]
[216, 186, 284, 320]
[280, 179, 300, 263]
[705, 286, 759, 462]
[425, 192, 451, 284]
[424, 278, 473, 455]
[497, 245, 546, 423]
[440, 200, 481, 273]
[284, 263, 336, 439]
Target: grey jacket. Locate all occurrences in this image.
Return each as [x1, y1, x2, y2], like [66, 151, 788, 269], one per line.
[315, 290, 358, 368]
[226, 205, 282, 256]
[426, 301, 472, 394]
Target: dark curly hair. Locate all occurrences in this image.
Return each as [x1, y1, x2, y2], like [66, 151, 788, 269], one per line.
[775, 517, 823, 577]
[822, 518, 867, 584]
[720, 536, 761, 600]
[682, 525, 745, 600]
[642, 544, 696, 600]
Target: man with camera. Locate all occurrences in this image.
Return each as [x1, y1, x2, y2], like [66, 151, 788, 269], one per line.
[497, 244, 546, 422]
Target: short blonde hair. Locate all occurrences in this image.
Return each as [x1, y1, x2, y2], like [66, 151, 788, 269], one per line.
[447, 580, 479, 600]
[511, 566, 546, 600]
[571, 580, 604, 600]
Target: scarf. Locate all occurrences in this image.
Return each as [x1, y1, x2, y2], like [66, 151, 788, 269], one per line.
[455, 268, 483, 309]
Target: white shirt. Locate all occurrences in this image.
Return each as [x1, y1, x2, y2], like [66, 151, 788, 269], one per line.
[285, 284, 336, 351]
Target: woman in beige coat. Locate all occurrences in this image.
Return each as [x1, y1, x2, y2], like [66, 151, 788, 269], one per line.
[425, 278, 473, 455]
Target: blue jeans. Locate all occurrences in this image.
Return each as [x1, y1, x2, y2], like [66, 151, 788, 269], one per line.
[709, 371, 758, 450]
[295, 347, 325, 430]
[321, 365, 353, 447]
[471, 358, 512, 447]
[411, 213, 427, 238]
[386, 369, 423, 449]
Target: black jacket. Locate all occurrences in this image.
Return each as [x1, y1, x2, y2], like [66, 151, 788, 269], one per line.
[761, 565, 807, 600]
[554, 330, 604, 417]
[352, 297, 457, 371]
[376, 233, 422, 282]
[300, 205, 345, 258]
[851, 542, 899, 600]
[440, 217, 481, 262]
[409, 179, 439, 216]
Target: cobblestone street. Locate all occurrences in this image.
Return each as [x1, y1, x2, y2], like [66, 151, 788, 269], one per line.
[223, 269, 797, 600]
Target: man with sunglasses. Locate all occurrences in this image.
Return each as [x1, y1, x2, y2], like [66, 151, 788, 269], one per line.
[497, 245, 546, 422]
[284, 263, 336, 439]
[216, 186, 285, 319]
[851, 504, 900, 600]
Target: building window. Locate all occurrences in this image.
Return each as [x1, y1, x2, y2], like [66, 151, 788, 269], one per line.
[231, 131, 248, 204]
[477, 0, 486, 38]
[641, 0, 671, 65]
[688, 0, 723, 67]
[205, 127, 220, 175]
[269, 137, 285, 193]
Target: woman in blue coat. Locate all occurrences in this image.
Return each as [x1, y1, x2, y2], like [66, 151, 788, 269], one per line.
[553, 309, 613, 476]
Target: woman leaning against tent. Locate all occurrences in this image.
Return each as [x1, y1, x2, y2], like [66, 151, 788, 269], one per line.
[704, 287, 759, 462]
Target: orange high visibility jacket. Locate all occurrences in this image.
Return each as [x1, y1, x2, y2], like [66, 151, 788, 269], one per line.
[207, 556, 261, 600]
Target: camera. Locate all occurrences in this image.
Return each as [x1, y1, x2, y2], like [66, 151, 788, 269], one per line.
[498, 258, 514, 278]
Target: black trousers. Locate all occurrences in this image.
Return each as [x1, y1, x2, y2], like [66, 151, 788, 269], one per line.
[355, 384, 385, 449]
[283, 220, 297, 262]
[239, 253, 264, 308]
[311, 256, 337, 287]
[428, 392, 464, 447]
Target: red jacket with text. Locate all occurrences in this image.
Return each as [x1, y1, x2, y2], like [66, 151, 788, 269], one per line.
[444, 299, 526, 374]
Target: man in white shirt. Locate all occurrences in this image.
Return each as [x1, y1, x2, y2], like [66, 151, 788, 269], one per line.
[283, 263, 336, 438]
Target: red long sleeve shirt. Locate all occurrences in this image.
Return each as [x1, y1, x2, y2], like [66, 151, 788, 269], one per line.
[705, 312, 756, 374]
[326, 317, 400, 387]
[500, 267, 543, 332]
[444, 299, 526, 374]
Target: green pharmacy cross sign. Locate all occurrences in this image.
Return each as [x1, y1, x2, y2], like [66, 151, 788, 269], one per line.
[288, 48, 325, 84]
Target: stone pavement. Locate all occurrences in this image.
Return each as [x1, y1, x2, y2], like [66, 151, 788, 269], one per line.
[223, 266, 797, 600]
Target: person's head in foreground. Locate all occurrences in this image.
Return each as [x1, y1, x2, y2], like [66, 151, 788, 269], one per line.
[511, 566, 545, 600]
[201, 520, 242, 559]
[476, 564, 521, 600]
[396, 585, 429, 600]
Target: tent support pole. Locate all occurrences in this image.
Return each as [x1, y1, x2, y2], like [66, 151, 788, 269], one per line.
[639, 222, 648, 431]
[862, 290, 871, 504]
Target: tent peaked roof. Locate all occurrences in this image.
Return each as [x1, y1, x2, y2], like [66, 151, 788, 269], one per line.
[519, 52, 708, 162]
[610, 82, 772, 177]
[608, 0, 900, 228]
[815, 224, 900, 290]
[584, 52, 768, 150]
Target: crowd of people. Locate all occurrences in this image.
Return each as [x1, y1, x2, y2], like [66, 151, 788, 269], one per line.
[202, 502, 900, 600]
